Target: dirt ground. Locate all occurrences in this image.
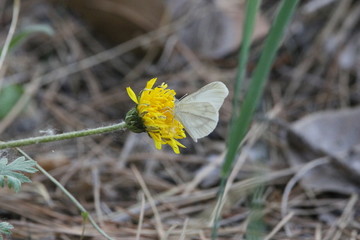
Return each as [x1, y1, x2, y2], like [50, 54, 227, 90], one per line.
[1, 0, 360, 239]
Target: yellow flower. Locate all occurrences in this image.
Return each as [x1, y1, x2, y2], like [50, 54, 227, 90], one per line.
[126, 78, 186, 154]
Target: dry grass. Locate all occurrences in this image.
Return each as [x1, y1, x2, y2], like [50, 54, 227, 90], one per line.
[1, 0, 360, 239]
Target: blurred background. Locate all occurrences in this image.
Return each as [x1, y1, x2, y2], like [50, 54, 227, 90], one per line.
[1, 0, 360, 239]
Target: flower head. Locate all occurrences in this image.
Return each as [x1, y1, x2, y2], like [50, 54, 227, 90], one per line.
[126, 78, 186, 154]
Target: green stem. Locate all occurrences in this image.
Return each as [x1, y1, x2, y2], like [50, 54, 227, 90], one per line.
[231, 0, 261, 123]
[223, 0, 300, 176]
[212, 1, 261, 239]
[212, 0, 299, 239]
[18, 149, 115, 240]
[0, 122, 127, 149]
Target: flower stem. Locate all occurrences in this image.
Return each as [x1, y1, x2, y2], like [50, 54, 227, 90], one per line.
[17, 149, 115, 240]
[0, 122, 127, 149]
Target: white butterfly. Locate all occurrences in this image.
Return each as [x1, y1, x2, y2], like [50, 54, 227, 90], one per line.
[174, 81, 229, 142]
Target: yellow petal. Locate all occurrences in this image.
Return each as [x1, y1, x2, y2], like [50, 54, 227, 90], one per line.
[151, 137, 162, 150]
[133, 77, 187, 153]
[175, 140, 186, 148]
[126, 87, 138, 104]
[170, 139, 185, 154]
[145, 78, 157, 90]
[172, 147, 179, 154]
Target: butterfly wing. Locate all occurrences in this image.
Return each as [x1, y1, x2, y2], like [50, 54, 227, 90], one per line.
[174, 81, 228, 142]
[179, 81, 229, 111]
[174, 102, 218, 142]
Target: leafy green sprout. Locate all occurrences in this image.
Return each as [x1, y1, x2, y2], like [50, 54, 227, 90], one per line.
[0, 222, 14, 240]
[0, 156, 36, 239]
[0, 156, 37, 192]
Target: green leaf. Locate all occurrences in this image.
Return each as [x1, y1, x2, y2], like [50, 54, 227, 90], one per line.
[224, 0, 300, 176]
[211, 1, 262, 239]
[0, 156, 38, 192]
[212, 0, 300, 239]
[0, 24, 54, 55]
[0, 221, 14, 238]
[0, 24, 53, 119]
[0, 84, 24, 119]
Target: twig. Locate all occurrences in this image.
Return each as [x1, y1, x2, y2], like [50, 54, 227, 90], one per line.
[92, 166, 104, 226]
[0, 0, 20, 88]
[326, 194, 358, 240]
[179, 218, 189, 240]
[315, 224, 322, 240]
[135, 193, 145, 240]
[264, 211, 294, 240]
[281, 157, 330, 236]
[109, 166, 298, 223]
[17, 148, 115, 240]
[131, 165, 165, 240]
[210, 106, 281, 226]
[38, 1, 210, 88]
[284, 0, 352, 100]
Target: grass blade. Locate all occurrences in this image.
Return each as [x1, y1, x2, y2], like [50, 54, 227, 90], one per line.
[232, 0, 262, 121]
[225, 0, 300, 176]
[212, 0, 300, 239]
[211, 0, 261, 237]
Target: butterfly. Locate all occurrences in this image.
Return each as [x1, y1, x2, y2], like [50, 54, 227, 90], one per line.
[174, 81, 229, 142]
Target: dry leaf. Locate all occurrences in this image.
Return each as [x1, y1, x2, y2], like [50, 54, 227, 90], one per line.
[287, 107, 360, 194]
[166, 0, 269, 59]
[59, 0, 166, 44]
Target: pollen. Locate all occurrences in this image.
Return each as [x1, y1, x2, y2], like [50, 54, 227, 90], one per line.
[126, 78, 186, 154]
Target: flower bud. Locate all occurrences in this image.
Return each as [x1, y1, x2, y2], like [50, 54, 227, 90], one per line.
[125, 108, 146, 133]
